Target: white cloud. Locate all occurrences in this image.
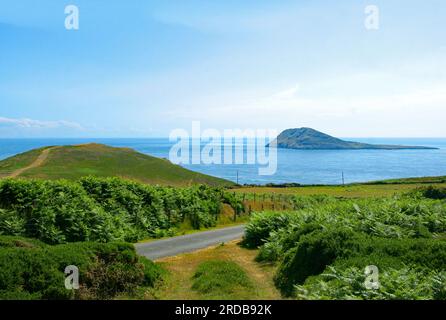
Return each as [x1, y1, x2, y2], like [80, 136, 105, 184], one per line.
[0, 116, 84, 130]
[273, 84, 301, 100]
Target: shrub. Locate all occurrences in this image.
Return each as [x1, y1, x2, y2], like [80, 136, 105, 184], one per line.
[0, 236, 165, 300]
[415, 186, 446, 200]
[274, 229, 446, 296]
[295, 266, 446, 300]
[138, 256, 166, 287]
[274, 227, 359, 296]
[256, 222, 324, 262]
[0, 247, 72, 300]
[0, 235, 45, 248]
[242, 211, 298, 249]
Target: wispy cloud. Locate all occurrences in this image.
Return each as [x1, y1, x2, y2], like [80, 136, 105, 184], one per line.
[273, 84, 301, 100]
[0, 116, 84, 130]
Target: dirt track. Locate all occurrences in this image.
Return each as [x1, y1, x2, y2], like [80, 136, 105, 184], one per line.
[9, 147, 54, 178]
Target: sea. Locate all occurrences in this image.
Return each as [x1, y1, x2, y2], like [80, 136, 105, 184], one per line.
[0, 138, 445, 185]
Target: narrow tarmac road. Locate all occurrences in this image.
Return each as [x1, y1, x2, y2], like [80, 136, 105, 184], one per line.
[135, 225, 245, 260]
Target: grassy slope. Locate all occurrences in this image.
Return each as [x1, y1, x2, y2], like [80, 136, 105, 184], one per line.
[0, 143, 232, 187]
[0, 147, 51, 178]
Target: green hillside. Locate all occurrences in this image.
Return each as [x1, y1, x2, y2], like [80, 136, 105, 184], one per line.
[0, 143, 232, 187]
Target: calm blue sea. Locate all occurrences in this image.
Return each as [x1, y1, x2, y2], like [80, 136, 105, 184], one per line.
[1, 138, 445, 185]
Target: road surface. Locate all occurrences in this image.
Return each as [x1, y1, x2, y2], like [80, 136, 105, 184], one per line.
[135, 225, 245, 260]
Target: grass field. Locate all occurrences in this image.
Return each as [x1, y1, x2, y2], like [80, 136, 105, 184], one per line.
[234, 180, 446, 198]
[154, 240, 280, 300]
[0, 143, 232, 187]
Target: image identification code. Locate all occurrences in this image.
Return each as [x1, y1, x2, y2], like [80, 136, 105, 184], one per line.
[175, 304, 272, 317]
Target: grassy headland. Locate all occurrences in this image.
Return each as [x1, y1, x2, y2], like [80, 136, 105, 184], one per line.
[0, 143, 232, 187]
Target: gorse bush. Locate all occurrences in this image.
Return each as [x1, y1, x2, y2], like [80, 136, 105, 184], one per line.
[406, 186, 446, 200]
[0, 177, 242, 244]
[0, 235, 164, 300]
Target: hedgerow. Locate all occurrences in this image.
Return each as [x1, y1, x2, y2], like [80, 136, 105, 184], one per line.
[0, 177, 243, 244]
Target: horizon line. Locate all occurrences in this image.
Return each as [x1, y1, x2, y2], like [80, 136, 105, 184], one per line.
[1, 136, 446, 140]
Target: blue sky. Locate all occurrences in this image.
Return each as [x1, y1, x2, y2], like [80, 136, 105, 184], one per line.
[0, 0, 445, 138]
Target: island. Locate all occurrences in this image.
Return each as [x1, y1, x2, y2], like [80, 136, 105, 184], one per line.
[267, 128, 438, 150]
